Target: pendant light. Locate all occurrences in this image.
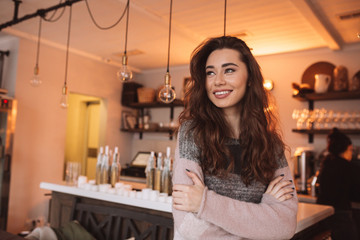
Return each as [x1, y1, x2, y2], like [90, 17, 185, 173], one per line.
[60, 5, 72, 109]
[30, 17, 42, 87]
[158, 0, 176, 103]
[117, 0, 133, 82]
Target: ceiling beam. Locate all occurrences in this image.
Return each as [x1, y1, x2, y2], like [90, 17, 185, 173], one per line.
[291, 0, 341, 50]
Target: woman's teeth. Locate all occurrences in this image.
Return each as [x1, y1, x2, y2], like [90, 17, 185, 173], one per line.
[214, 91, 230, 95]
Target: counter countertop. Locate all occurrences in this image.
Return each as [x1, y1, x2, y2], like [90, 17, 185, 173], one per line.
[40, 182, 172, 213]
[40, 182, 334, 234]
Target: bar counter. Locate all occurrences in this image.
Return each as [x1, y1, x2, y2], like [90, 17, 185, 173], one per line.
[40, 182, 334, 239]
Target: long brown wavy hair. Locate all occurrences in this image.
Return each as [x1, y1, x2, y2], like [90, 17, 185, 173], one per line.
[179, 36, 285, 185]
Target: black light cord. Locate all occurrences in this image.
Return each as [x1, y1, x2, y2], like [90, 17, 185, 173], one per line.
[124, 0, 130, 54]
[166, 0, 173, 73]
[42, 0, 66, 22]
[64, 5, 72, 86]
[223, 0, 227, 36]
[85, 0, 128, 30]
[35, 17, 42, 68]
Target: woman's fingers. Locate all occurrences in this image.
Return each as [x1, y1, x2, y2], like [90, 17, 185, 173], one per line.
[265, 174, 295, 202]
[271, 180, 292, 195]
[265, 175, 284, 194]
[172, 170, 205, 212]
[172, 184, 203, 212]
[185, 170, 204, 187]
[272, 185, 294, 200]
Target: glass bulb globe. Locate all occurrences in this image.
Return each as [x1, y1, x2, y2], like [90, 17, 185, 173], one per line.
[60, 85, 69, 109]
[30, 74, 42, 87]
[159, 84, 176, 103]
[117, 64, 133, 82]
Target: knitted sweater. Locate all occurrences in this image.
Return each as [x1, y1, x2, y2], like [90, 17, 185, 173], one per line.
[172, 123, 298, 240]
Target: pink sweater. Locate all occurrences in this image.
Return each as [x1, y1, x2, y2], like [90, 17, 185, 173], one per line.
[172, 125, 298, 240]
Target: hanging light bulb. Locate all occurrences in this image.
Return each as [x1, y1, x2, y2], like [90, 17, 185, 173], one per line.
[30, 65, 42, 87]
[60, 83, 69, 108]
[60, 4, 72, 109]
[30, 17, 42, 87]
[117, 54, 132, 81]
[117, 0, 133, 82]
[159, 72, 176, 103]
[158, 0, 176, 103]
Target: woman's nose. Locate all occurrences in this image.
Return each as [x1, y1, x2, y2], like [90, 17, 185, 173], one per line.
[214, 74, 226, 85]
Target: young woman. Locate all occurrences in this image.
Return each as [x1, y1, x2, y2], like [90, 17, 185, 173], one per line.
[172, 36, 298, 239]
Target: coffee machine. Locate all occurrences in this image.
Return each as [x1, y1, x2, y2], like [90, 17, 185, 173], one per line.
[293, 147, 316, 194]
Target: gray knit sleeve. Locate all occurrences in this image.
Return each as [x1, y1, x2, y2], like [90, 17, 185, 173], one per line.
[276, 154, 288, 169]
[178, 121, 201, 164]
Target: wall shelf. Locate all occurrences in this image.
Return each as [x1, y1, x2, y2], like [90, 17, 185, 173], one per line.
[292, 91, 360, 143]
[292, 129, 360, 135]
[123, 99, 184, 109]
[122, 99, 184, 139]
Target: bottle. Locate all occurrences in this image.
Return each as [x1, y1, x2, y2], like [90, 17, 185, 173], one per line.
[95, 146, 104, 185]
[162, 147, 172, 194]
[145, 151, 155, 189]
[110, 147, 120, 188]
[100, 145, 110, 184]
[143, 110, 151, 130]
[154, 152, 163, 191]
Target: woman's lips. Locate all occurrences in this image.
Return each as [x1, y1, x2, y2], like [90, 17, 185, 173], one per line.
[213, 90, 232, 99]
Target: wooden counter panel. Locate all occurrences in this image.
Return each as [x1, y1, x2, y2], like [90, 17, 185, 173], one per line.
[49, 191, 173, 240]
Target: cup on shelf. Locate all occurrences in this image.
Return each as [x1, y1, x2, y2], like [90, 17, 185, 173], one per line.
[314, 74, 331, 93]
[65, 161, 81, 186]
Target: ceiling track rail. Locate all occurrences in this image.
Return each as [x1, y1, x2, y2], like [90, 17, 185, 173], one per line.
[0, 0, 83, 31]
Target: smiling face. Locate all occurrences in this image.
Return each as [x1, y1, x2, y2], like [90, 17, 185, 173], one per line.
[205, 48, 248, 115]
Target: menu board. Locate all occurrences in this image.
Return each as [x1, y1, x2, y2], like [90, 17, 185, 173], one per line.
[132, 152, 150, 166]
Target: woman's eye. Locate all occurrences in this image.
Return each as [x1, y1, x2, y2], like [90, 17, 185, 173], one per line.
[225, 68, 235, 74]
[206, 71, 215, 76]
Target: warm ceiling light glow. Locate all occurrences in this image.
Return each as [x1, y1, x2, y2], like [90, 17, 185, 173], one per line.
[263, 79, 274, 91]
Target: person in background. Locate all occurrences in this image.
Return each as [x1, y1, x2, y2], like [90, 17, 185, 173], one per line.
[171, 36, 298, 239]
[317, 128, 360, 240]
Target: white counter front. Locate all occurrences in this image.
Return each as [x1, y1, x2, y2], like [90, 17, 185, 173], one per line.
[40, 182, 172, 213]
[40, 182, 334, 234]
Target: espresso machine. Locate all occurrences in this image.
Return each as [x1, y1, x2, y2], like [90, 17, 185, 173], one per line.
[293, 147, 316, 194]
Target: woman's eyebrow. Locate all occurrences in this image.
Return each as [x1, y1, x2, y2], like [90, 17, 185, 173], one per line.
[205, 63, 239, 69]
[205, 65, 214, 69]
[222, 63, 238, 67]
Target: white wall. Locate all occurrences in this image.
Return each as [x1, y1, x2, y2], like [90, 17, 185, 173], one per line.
[134, 44, 360, 160]
[5, 35, 134, 233]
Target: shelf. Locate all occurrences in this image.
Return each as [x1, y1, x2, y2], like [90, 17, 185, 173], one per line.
[123, 99, 184, 109]
[121, 127, 177, 133]
[293, 90, 360, 102]
[292, 91, 360, 143]
[121, 127, 177, 140]
[121, 99, 184, 140]
[292, 129, 360, 135]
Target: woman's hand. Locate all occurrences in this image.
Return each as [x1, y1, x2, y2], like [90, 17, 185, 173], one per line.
[172, 170, 205, 213]
[265, 175, 294, 201]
